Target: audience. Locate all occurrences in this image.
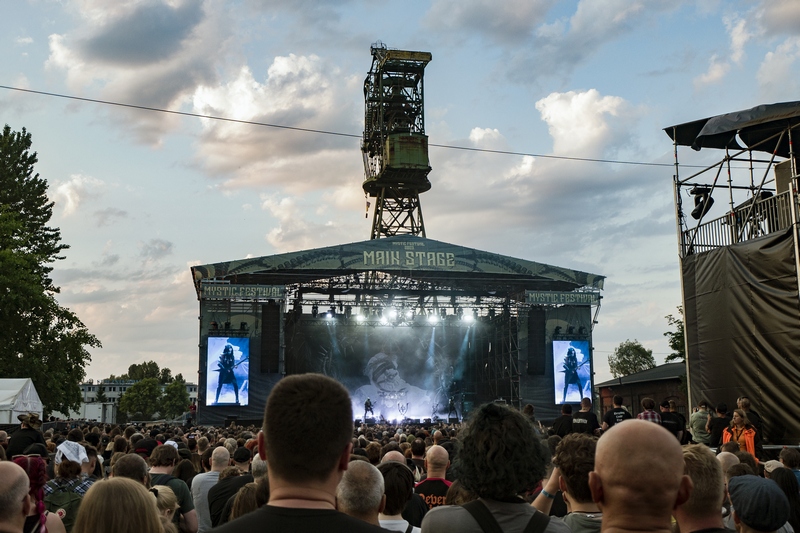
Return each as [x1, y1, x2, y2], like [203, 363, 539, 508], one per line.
[337, 460, 385, 526]
[72, 477, 162, 533]
[0, 461, 34, 533]
[589, 420, 691, 533]
[421, 402, 568, 533]
[673, 444, 725, 533]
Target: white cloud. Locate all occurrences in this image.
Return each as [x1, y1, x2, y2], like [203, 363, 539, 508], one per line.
[757, 37, 800, 101]
[725, 15, 751, 64]
[693, 54, 730, 88]
[15, 36, 33, 45]
[52, 174, 105, 216]
[756, 0, 800, 35]
[191, 56, 361, 191]
[534, 89, 631, 157]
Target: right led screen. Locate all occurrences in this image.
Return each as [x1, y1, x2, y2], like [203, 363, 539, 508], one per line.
[553, 339, 592, 405]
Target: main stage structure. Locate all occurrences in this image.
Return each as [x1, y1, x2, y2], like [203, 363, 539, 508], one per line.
[666, 101, 800, 444]
[189, 44, 604, 426]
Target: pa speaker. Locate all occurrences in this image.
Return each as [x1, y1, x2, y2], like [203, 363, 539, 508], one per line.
[261, 302, 281, 373]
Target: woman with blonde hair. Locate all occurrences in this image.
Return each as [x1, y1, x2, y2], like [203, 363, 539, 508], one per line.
[72, 477, 162, 533]
[151, 484, 179, 533]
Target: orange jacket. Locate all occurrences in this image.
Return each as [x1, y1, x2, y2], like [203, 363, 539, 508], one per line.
[722, 426, 758, 462]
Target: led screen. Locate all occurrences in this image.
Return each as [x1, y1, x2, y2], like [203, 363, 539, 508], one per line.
[553, 339, 592, 405]
[206, 337, 249, 406]
[286, 318, 475, 422]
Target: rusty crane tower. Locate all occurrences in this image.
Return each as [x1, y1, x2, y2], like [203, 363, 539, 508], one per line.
[362, 42, 432, 239]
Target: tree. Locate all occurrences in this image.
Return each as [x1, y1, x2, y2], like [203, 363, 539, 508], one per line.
[118, 378, 162, 420]
[608, 339, 656, 378]
[160, 379, 189, 420]
[0, 125, 100, 415]
[664, 306, 685, 363]
[159, 367, 173, 384]
[95, 383, 107, 403]
[127, 361, 160, 381]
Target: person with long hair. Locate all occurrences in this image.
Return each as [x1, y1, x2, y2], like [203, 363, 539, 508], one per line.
[721, 408, 760, 459]
[72, 478, 162, 533]
[770, 468, 800, 533]
[13, 455, 67, 533]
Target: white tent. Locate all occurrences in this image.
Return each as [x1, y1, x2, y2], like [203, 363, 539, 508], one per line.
[0, 378, 43, 424]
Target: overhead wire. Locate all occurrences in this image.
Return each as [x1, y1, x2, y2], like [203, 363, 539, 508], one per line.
[0, 84, 760, 170]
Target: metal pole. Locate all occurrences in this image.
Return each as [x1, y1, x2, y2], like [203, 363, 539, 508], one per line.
[787, 127, 800, 308]
[672, 129, 693, 410]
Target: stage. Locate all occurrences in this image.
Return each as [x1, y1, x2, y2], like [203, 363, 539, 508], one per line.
[190, 235, 603, 426]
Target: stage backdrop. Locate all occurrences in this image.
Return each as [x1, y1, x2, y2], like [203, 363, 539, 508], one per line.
[682, 227, 800, 444]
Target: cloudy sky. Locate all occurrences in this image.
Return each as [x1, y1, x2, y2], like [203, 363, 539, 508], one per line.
[3, 0, 799, 387]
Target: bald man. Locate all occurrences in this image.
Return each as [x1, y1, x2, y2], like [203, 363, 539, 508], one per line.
[381, 449, 429, 527]
[415, 445, 451, 510]
[589, 419, 692, 533]
[0, 461, 33, 533]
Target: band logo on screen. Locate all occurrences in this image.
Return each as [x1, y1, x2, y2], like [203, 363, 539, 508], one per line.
[553, 340, 592, 405]
[206, 337, 249, 406]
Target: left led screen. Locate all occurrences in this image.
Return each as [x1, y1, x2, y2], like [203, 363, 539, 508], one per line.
[206, 337, 249, 406]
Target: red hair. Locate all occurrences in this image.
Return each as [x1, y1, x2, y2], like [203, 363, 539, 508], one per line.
[13, 456, 48, 533]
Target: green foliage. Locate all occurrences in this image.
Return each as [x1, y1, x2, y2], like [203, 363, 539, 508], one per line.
[118, 378, 162, 420]
[608, 339, 656, 378]
[94, 384, 107, 403]
[0, 125, 100, 415]
[664, 306, 686, 363]
[161, 380, 189, 420]
[127, 361, 160, 381]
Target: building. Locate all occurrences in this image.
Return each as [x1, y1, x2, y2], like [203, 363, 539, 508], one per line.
[596, 363, 687, 418]
[52, 379, 199, 423]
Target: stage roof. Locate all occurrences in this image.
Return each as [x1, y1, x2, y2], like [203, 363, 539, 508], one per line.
[191, 235, 604, 298]
[664, 100, 800, 158]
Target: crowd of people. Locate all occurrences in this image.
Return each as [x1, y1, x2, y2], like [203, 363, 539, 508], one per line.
[0, 379, 798, 533]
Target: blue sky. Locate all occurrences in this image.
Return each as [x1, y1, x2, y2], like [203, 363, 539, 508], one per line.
[3, 0, 799, 386]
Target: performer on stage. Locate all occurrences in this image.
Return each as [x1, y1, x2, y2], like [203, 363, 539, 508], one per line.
[215, 344, 239, 404]
[447, 396, 458, 421]
[562, 347, 584, 403]
[364, 397, 374, 419]
[354, 352, 431, 420]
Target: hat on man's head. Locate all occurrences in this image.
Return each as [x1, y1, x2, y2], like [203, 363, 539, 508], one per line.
[764, 460, 784, 474]
[233, 447, 252, 463]
[134, 438, 159, 458]
[659, 400, 671, 409]
[18, 413, 43, 429]
[729, 475, 789, 532]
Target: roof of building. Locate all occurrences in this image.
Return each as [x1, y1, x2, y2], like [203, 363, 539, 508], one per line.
[596, 362, 685, 388]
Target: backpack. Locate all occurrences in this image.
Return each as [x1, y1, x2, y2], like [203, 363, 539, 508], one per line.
[44, 485, 82, 533]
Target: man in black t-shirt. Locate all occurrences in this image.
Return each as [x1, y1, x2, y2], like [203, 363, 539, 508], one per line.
[602, 395, 632, 431]
[659, 400, 684, 441]
[214, 374, 385, 533]
[572, 398, 600, 435]
[706, 403, 731, 448]
[551, 404, 574, 437]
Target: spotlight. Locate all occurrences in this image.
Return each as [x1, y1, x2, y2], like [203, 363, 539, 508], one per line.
[405, 310, 414, 320]
[690, 186, 714, 220]
[329, 306, 336, 318]
[488, 308, 496, 319]
[380, 315, 389, 325]
[567, 325, 575, 334]
[455, 306, 463, 319]
[311, 305, 319, 318]
[440, 308, 447, 319]
[462, 311, 473, 323]
[473, 309, 479, 320]
[388, 308, 398, 320]
[344, 305, 352, 318]
[554, 326, 562, 336]
[428, 314, 439, 324]
[356, 313, 366, 322]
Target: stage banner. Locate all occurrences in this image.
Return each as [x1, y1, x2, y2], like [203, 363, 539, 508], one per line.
[526, 291, 600, 306]
[200, 283, 285, 300]
[192, 235, 605, 290]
